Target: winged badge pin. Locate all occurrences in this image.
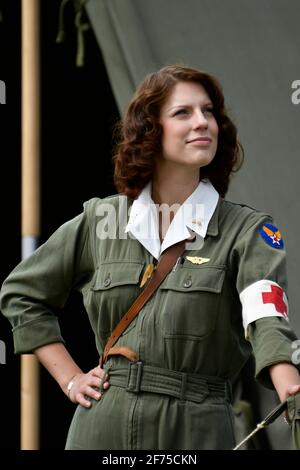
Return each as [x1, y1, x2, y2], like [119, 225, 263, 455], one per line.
[186, 256, 210, 265]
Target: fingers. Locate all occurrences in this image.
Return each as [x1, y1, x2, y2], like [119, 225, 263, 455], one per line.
[72, 386, 102, 408]
[91, 366, 110, 392]
[287, 384, 300, 395]
[91, 366, 102, 377]
[86, 385, 102, 401]
[68, 366, 110, 406]
[102, 381, 110, 390]
[283, 385, 300, 423]
[76, 393, 93, 408]
[91, 365, 106, 378]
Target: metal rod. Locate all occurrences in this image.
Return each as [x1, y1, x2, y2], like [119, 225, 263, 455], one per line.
[233, 400, 288, 450]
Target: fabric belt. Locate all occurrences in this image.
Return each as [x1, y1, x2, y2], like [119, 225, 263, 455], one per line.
[106, 361, 232, 404]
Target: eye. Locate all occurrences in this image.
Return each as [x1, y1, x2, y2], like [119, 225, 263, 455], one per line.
[173, 108, 189, 116]
[202, 107, 214, 115]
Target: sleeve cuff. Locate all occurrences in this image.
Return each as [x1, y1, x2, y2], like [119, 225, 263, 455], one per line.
[248, 317, 300, 389]
[12, 316, 65, 354]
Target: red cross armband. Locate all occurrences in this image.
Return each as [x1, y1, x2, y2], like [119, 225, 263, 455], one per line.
[239, 280, 289, 336]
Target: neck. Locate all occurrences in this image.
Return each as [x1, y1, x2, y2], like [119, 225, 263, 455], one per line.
[151, 162, 200, 207]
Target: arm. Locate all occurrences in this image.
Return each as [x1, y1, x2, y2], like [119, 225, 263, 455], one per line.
[0, 211, 91, 353]
[269, 362, 300, 402]
[34, 342, 109, 408]
[1, 200, 110, 407]
[232, 213, 300, 392]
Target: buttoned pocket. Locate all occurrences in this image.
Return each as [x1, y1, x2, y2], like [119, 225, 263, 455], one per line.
[90, 260, 144, 337]
[92, 260, 143, 290]
[159, 265, 226, 340]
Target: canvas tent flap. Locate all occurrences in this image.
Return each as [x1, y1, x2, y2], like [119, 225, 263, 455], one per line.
[85, 0, 157, 113]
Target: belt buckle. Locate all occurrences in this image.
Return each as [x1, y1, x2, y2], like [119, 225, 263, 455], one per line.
[126, 361, 143, 393]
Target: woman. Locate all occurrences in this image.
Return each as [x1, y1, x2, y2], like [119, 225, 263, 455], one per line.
[1, 65, 300, 450]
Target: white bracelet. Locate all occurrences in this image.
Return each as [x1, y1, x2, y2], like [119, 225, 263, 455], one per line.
[67, 375, 77, 398]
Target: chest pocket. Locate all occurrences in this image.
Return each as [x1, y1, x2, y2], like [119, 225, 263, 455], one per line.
[91, 260, 144, 335]
[159, 265, 226, 340]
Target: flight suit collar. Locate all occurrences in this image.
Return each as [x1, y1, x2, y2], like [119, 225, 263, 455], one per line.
[125, 179, 219, 259]
[206, 197, 221, 237]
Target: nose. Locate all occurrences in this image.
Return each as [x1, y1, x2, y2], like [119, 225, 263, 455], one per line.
[192, 109, 208, 130]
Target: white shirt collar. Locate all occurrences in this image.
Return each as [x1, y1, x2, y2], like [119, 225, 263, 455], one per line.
[125, 179, 219, 260]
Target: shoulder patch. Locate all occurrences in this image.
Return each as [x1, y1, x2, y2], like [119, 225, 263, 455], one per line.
[259, 223, 284, 249]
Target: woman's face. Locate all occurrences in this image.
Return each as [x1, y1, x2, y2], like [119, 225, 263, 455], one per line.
[159, 81, 218, 171]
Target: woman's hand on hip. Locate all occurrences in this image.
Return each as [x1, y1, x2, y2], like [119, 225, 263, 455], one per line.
[67, 365, 110, 408]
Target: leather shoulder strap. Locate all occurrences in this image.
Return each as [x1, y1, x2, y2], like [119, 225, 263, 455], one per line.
[101, 239, 186, 365]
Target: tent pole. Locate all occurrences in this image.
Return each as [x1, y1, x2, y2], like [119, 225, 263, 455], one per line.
[21, 0, 41, 450]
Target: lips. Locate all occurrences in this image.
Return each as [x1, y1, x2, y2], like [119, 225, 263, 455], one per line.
[187, 137, 212, 143]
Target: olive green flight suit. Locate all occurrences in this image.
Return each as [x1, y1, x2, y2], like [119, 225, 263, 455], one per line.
[0, 196, 299, 449]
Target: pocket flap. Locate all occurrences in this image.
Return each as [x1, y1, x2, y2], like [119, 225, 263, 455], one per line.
[92, 260, 144, 290]
[160, 265, 226, 293]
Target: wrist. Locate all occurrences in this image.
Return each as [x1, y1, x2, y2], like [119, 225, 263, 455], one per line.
[66, 372, 81, 398]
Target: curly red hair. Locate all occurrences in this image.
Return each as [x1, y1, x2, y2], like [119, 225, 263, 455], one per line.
[113, 65, 243, 199]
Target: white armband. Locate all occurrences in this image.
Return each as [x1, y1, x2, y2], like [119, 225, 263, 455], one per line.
[240, 280, 289, 337]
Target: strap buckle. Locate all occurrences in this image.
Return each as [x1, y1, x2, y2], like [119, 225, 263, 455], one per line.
[126, 361, 143, 393]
